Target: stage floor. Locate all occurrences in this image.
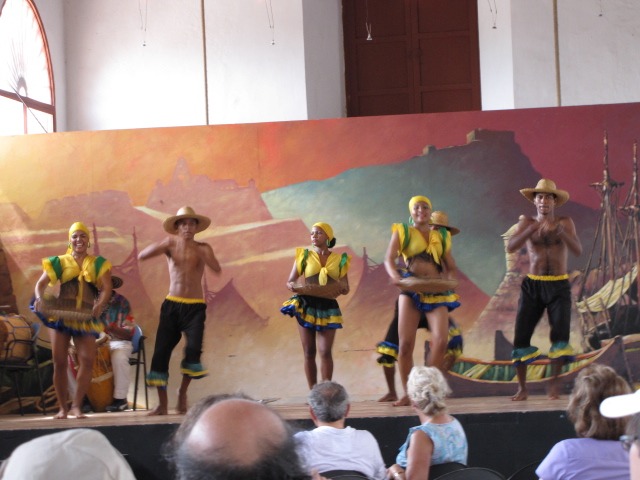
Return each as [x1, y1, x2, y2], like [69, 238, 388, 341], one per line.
[0, 393, 568, 429]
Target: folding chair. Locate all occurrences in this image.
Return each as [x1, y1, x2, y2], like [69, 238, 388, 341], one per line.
[128, 325, 148, 410]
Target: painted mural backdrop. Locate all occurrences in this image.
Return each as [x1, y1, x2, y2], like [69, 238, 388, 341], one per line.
[1, 103, 639, 407]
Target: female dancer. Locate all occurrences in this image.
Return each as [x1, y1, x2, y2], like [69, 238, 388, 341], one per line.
[384, 197, 460, 406]
[32, 221, 113, 418]
[281, 222, 350, 388]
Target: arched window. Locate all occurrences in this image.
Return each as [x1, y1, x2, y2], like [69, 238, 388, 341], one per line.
[0, 0, 55, 135]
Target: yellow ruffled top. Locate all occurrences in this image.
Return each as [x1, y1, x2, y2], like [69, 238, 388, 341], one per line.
[392, 223, 450, 266]
[295, 248, 350, 286]
[42, 254, 112, 309]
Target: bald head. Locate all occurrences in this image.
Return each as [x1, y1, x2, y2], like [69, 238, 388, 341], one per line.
[185, 398, 288, 466]
[166, 394, 311, 480]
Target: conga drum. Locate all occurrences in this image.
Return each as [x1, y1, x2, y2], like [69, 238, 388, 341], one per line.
[0, 314, 34, 362]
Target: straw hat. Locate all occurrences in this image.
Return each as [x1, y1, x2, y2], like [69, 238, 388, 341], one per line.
[163, 206, 211, 234]
[519, 179, 569, 207]
[429, 211, 460, 235]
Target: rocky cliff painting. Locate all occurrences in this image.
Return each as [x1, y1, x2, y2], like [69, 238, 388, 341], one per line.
[0, 102, 639, 408]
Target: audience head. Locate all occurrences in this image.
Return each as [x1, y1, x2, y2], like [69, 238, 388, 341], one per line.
[308, 381, 350, 423]
[0, 428, 135, 480]
[166, 393, 312, 480]
[568, 364, 632, 440]
[407, 366, 451, 416]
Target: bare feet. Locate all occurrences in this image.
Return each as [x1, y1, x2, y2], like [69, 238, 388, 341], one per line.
[147, 405, 168, 416]
[69, 405, 87, 419]
[511, 389, 528, 401]
[393, 395, 411, 407]
[53, 409, 68, 419]
[378, 392, 398, 402]
[177, 390, 188, 414]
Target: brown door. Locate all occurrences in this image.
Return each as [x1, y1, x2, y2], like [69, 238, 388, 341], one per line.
[343, 0, 481, 117]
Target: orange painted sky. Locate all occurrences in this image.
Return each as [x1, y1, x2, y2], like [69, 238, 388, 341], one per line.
[1, 103, 639, 217]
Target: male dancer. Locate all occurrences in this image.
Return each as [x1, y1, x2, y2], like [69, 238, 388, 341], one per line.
[507, 179, 582, 401]
[138, 206, 221, 415]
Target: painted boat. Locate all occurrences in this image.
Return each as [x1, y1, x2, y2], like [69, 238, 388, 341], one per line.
[446, 335, 628, 397]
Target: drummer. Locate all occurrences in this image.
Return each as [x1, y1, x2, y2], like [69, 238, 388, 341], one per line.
[281, 222, 351, 389]
[383, 198, 460, 406]
[32, 221, 113, 419]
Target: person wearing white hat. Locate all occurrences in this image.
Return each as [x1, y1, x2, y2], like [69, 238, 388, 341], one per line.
[0, 428, 136, 480]
[138, 206, 221, 415]
[507, 179, 582, 401]
[601, 388, 640, 480]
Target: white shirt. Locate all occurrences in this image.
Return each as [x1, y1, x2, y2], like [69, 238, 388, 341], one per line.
[295, 426, 387, 480]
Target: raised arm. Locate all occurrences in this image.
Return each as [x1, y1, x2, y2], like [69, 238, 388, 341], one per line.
[557, 217, 582, 257]
[138, 237, 171, 261]
[506, 216, 537, 253]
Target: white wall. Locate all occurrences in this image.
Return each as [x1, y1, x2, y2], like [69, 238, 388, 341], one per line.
[507, 0, 640, 109]
[477, 0, 514, 110]
[30, 0, 640, 131]
[302, 0, 345, 119]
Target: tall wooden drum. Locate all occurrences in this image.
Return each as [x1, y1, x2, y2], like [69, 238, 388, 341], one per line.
[0, 314, 33, 362]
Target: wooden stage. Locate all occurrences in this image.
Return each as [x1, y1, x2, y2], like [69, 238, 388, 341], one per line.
[0, 394, 573, 479]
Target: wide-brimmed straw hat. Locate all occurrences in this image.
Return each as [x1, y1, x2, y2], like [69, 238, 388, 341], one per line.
[519, 179, 569, 207]
[429, 211, 460, 235]
[163, 206, 211, 234]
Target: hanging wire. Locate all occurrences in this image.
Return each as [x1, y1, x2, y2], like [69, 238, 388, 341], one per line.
[139, 0, 148, 46]
[365, 0, 373, 40]
[598, 0, 604, 17]
[265, 0, 275, 45]
[487, 0, 498, 29]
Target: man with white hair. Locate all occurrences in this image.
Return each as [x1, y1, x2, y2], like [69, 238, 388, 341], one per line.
[295, 381, 387, 479]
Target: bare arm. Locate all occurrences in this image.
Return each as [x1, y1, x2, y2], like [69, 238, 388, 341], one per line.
[94, 270, 113, 318]
[556, 217, 582, 256]
[507, 216, 538, 253]
[384, 231, 402, 284]
[286, 260, 301, 292]
[441, 248, 458, 281]
[199, 242, 222, 273]
[33, 271, 50, 312]
[339, 273, 350, 295]
[138, 237, 171, 261]
[404, 430, 433, 480]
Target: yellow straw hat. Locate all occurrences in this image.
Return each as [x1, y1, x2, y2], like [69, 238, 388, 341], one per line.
[163, 206, 211, 234]
[429, 211, 460, 235]
[519, 179, 569, 207]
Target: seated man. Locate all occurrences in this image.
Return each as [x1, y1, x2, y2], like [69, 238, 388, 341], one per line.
[103, 276, 136, 412]
[164, 393, 315, 480]
[295, 381, 387, 479]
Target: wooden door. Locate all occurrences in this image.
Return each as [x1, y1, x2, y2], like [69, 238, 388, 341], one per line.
[343, 0, 481, 117]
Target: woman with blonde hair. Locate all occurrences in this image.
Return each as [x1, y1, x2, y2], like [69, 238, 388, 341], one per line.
[536, 363, 632, 479]
[387, 366, 468, 480]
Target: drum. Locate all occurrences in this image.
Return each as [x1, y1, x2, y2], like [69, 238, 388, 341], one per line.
[0, 314, 34, 362]
[87, 340, 114, 412]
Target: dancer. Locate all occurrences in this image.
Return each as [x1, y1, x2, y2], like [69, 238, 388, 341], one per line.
[138, 206, 221, 415]
[376, 211, 463, 402]
[281, 222, 351, 389]
[507, 179, 582, 401]
[384, 198, 460, 406]
[32, 221, 113, 419]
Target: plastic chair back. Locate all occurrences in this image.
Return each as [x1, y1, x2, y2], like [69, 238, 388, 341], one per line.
[437, 467, 506, 479]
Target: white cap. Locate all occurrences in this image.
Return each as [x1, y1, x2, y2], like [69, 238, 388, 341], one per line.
[1, 428, 136, 480]
[600, 389, 640, 418]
